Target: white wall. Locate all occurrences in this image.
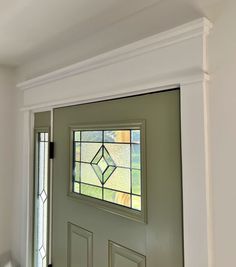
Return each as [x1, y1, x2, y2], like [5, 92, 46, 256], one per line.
[208, 0, 236, 266]
[0, 67, 16, 259]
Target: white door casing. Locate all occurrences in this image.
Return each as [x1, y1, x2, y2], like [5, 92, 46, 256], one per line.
[17, 18, 212, 267]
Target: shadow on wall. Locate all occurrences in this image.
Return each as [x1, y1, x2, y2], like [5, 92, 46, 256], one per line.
[0, 252, 20, 267]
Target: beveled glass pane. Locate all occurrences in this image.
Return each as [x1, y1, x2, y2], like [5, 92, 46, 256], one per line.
[105, 167, 131, 193]
[105, 144, 130, 168]
[132, 195, 141, 211]
[91, 146, 103, 164]
[132, 169, 141, 195]
[74, 182, 80, 193]
[98, 157, 108, 173]
[81, 131, 102, 142]
[103, 147, 115, 165]
[132, 144, 141, 169]
[81, 183, 102, 199]
[131, 130, 140, 144]
[81, 143, 101, 162]
[104, 130, 130, 143]
[81, 163, 101, 186]
[103, 165, 116, 183]
[74, 142, 80, 161]
[74, 131, 80, 141]
[73, 162, 80, 182]
[104, 189, 131, 207]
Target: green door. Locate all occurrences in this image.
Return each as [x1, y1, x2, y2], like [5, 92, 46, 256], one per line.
[52, 90, 183, 267]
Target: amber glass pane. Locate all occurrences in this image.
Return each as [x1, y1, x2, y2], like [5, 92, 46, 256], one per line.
[104, 189, 131, 208]
[104, 130, 130, 143]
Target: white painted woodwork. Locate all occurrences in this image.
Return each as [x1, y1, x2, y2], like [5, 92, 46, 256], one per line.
[109, 241, 146, 267]
[18, 18, 212, 267]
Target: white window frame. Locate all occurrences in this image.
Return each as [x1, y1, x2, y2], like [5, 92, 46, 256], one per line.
[18, 18, 212, 267]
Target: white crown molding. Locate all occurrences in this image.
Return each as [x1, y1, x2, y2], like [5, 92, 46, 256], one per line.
[17, 17, 212, 91]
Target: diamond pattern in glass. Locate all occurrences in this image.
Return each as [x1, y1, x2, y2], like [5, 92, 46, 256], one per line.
[91, 145, 116, 184]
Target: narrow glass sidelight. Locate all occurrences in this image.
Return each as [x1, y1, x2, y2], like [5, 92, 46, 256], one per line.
[34, 131, 49, 267]
[70, 124, 145, 215]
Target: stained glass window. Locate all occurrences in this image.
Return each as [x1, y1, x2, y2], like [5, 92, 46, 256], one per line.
[71, 128, 142, 211]
[34, 132, 49, 267]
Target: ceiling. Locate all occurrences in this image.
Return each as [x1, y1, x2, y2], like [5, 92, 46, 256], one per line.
[0, 0, 224, 67]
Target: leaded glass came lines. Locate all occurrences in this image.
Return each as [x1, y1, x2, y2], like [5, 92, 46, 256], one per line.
[72, 129, 142, 211]
[34, 132, 49, 267]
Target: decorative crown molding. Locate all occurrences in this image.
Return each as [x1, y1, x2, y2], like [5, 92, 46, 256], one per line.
[17, 17, 212, 91]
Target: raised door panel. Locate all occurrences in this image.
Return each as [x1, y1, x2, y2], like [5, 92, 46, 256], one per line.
[67, 223, 93, 267]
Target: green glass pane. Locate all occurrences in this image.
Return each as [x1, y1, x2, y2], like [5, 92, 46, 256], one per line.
[81, 143, 101, 162]
[81, 131, 102, 142]
[81, 183, 102, 199]
[81, 163, 101, 186]
[73, 162, 80, 182]
[105, 144, 130, 168]
[105, 167, 131, 193]
[131, 130, 140, 144]
[74, 131, 80, 141]
[132, 144, 140, 169]
[73, 182, 80, 193]
[132, 169, 141, 195]
[132, 195, 141, 211]
[74, 142, 80, 161]
[103, 166, 116, 183]
[104, 189, 131, 207]
[104, 130, 130, 143]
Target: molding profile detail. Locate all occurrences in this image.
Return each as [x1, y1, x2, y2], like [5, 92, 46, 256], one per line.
[17, 18, 212, 91]
[109, 241, 146, 267]
[67, 223, 93, 267]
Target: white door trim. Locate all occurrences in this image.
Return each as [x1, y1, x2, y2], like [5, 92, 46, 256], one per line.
[18, 17, 212, 267]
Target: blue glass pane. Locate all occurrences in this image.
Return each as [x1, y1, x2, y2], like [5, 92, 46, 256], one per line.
[131, 130, 140, 143]
[81, 131, 102, 142]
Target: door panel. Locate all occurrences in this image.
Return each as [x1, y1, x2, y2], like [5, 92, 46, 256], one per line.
[52, 90, 183, 267]
[67, 223, 93, 267]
